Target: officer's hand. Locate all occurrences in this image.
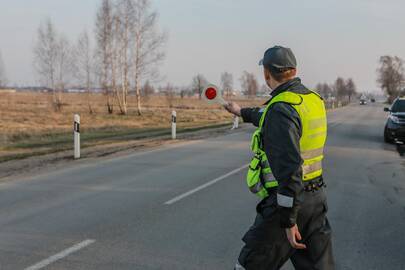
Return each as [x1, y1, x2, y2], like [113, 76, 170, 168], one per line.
[223, 101, 241, 117]
[285, 225, 307, 249]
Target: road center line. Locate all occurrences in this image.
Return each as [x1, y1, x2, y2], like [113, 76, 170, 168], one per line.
[164, 164, 249, 205]
[24, 239, 96, 270]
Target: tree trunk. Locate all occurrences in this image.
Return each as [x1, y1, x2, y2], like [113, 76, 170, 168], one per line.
[112, 62, 125, 114]
[87, 78, 93, 114]
[87, 90, 93, 114]
[107, 95, 114, 114]
[52, 89, 57, 106]
[105, 83, 113, 114]
[122, 73, 128, 115]
[136, 78, 142, 116]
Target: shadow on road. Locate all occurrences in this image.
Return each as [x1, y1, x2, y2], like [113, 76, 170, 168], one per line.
[396, 144, 405, 157]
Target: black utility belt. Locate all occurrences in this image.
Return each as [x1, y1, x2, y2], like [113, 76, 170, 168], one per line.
[304, 178, 326, 192]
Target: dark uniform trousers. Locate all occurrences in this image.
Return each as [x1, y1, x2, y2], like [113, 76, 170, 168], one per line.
[237, 188, 335, 270]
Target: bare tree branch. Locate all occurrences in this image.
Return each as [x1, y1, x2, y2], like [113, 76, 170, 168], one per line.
[345, 78, 357, 102]
[74, 31, 94, 113]
[221, 72, 233, 97]
[191, 74, 207, 99]
[33, 18, 63, 111]
[334, 77, 347, 101]
[240, 71, 258, 98]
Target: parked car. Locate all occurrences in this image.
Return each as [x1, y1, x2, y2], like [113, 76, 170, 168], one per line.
[360, 99, 367, 105]
[371, 98, 376, 103]
[384, 97, 405, 143]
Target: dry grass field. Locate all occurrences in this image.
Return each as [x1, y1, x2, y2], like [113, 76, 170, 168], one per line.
[0, 92, 266, 161]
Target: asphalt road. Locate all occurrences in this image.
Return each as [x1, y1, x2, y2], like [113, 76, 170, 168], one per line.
[0, 102, 404, 270]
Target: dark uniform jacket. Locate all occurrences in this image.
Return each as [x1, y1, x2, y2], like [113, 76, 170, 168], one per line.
[241, 77, 321, 228]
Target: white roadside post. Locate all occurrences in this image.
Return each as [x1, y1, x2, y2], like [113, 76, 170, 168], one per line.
[171, 110, 176, 140]
[74, 114, 80, 159]
[231, 115, 239, 130]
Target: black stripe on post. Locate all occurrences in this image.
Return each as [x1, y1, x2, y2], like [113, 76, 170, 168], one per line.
[74, 122, 80, 133]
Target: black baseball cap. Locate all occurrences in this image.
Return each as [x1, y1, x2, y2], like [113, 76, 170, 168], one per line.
[259, 46, 297, 70]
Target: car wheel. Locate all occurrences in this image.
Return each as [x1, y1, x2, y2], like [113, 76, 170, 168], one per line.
[384, 128, 393, 143]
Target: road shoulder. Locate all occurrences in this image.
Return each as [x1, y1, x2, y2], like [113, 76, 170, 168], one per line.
[0, 123, 250, 182]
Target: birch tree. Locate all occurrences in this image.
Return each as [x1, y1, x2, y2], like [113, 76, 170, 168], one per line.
[54, 35, 74, 110]
[221, 72, 233, 97]
[33, 19, 59, 108]
[113, 0, 135, 114]
[75, 31, 94, 113]
[95, 0, 114, 113]
[131, 0, 166, 115]
[94, 0, 166, 115]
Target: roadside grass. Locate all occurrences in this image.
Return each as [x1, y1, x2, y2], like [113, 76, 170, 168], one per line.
[0, 92, 265, 162]
[0, 122, 232, 162]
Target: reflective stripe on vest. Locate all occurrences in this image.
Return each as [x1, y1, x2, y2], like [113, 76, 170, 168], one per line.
[248, 171, 277, 193]
[302, 160, 322, 175]
[301, 147, 324, 160]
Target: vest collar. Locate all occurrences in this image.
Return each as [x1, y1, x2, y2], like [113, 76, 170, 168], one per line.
[264, 77, 302, 105]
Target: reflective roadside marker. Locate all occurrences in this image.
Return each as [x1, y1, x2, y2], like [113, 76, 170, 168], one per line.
[203, 84, 227, 105]
[74, 114, 80, 159]
[172, 110, 176, 140]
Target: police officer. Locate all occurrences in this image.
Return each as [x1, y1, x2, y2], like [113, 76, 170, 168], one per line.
[225, 46, 335, 270]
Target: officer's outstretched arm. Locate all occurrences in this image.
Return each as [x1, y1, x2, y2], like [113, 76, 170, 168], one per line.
[224, 102, 263, 127]
[240, 107, 263, 127]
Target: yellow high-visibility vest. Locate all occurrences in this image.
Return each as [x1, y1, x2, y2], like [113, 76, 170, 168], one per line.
[247, 90, 327, 199]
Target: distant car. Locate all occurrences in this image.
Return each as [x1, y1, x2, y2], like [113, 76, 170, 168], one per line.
[371, 98, 376, 103]
[384, 97, 405, 143]
[360, 99, 367, 105]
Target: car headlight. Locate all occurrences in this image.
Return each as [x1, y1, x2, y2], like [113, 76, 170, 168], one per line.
[389, 115, 400, 124]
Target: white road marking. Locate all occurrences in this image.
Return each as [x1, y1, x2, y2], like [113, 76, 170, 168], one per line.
[164, 164, 249, 205]
[24, 239, 95, 270]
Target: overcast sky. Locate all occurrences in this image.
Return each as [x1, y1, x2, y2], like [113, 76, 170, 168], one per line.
[0, 0, 404, 92]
